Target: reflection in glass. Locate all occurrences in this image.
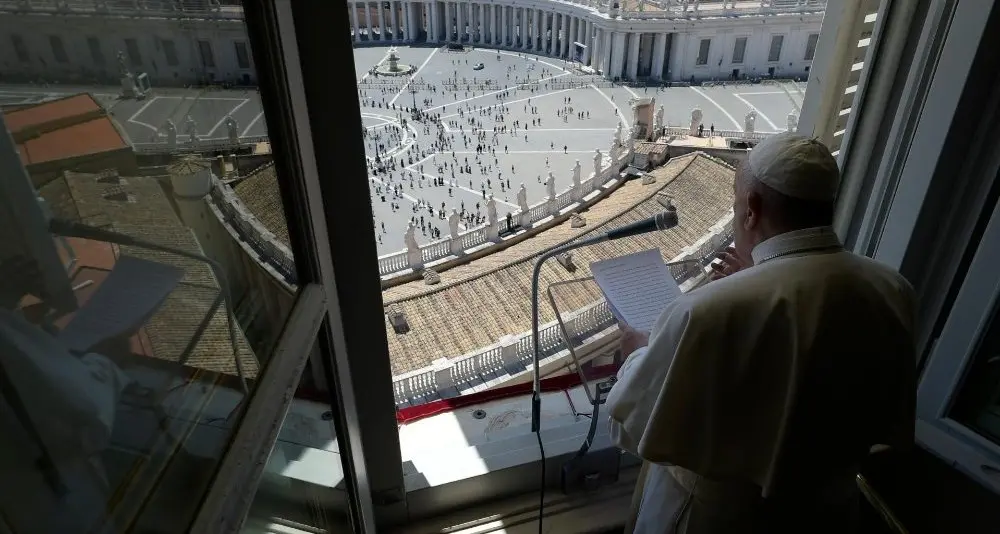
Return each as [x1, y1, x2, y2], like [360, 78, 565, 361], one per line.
[0, 1, 303, 531]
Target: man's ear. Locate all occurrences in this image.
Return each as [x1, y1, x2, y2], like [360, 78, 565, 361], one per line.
[743, 189, 761, 231]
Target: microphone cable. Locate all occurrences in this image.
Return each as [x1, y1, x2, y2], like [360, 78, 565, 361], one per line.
[535, 414, 545, 534]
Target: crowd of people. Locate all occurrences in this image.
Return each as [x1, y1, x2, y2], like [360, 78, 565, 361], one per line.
[359, 50, 617, 252]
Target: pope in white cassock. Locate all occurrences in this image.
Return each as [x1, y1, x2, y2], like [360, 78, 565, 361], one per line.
[607, 133, 917, 534]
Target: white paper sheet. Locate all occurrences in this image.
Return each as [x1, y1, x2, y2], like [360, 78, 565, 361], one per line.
[59, 255, 184, 353]
[590, 248, 682, 333]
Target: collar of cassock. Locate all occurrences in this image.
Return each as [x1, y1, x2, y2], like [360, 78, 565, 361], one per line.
[750, 226, 843, 266]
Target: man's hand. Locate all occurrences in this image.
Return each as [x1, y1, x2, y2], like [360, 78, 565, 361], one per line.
[619, 324, 650, 357]
[709, 246, 747, 281]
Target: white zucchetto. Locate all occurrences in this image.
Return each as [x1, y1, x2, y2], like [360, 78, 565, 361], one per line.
[748, 132, 841, 202]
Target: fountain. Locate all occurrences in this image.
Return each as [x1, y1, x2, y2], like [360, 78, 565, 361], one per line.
[375, 48, 416, 76]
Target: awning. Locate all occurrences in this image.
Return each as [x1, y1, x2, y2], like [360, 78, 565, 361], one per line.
[572, 42, 587, 49]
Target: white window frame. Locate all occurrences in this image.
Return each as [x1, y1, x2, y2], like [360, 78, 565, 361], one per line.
[916, 197, 1000, 495]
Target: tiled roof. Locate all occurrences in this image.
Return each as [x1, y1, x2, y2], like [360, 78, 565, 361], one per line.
[41, 170, 178, 229]
[38, 170, 257, 377]
[382, 152, 735, 374]
[18, 117, 127, 165]
[115, 223, 258, 378]
[232, 165, 291, 248]
[4, 93, 101, 133]
[634, 141, 668, 155]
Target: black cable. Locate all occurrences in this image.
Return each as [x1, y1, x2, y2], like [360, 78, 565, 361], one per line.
[536, 427, 545, 534]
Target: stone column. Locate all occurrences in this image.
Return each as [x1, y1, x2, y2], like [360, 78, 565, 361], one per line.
[391, 1, 399, 40]
[363, 3, 371, 40]
[403, 2, 411, 40]
[491, 5, 499, 46]
[603, 31, 613, 76]
[500, 6, 510, 46]
[350, 3, 360, 42]
[667, 32, 684, 81]
[521, 7, 531, 50]
[582, 22, 592, 65]
[552, 13, 560, 56]
[610, 32, 626, 79]
[651, 33, 667, 79]
[563, 16, 571, 57]
[428, 1, 436, 42]
[381, 1, 389, 40]
[569, 17, 577, 58]
[626, 33, 640, 80]
[455, 2, 469, 43]
[478, 3, 485, 43]
[534, 10, 542, 51]
[591, 28, 601, 70]
[542, 12, 556, 54]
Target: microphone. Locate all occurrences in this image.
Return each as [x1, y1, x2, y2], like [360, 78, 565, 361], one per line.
[530, 203, 679, 429]
[528, 203, 679, 532]
[603, 206, 679, 242]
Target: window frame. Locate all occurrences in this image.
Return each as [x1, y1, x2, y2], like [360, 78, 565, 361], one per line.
[234, 40, 251, 69]
[696, 37, 710, 65]
[124, 37, 142, 66]
[916, 196, 1000, 496]
[196, 0, 1000, 531]
[11, 34, 29, 63]
[49, 34, 68, 63]
[836, 0, 1000, 497]
[804, 33, 820, 61]
[162, 38, 179, 67]
[732, 35, 748, 64]
[87, 36, 104, 66]
[189, 0, 402, 531]
[197, 39, 216, 68]
[767, 34, 784, 62]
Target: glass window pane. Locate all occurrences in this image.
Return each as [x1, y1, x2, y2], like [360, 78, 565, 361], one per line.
[235, 41, 251, 69]
[950, 301, 1000, 444]
[697, 38, 711, 65]
[163, 39, 180, 68]
[88, 36, 105, 66]
[0, 1, 307, 532]
[49, 35, 68, 64]
[732, 36, 747, 64]
[12, 34, 30, 63]
[242, 338, 353, 534]
[768, 34, 784, 62]
[805, 33, 819, 61]
[198, 40, 215, 69]
[125, 38, 142, 67]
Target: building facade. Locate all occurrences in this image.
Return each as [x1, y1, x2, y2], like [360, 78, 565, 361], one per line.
[0, 0, 823, 86]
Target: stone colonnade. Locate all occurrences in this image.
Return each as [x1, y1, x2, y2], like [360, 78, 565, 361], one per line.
[346, 1, 674, 80]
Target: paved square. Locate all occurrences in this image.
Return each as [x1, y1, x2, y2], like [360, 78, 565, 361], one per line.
[357, 45, 801, 254]
[0, 46, 804, 256]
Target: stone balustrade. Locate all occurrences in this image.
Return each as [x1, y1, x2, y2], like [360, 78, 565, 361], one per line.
[0, 0, 245, 18]
[391, 205, 736, 408]
[377, 146, 633, 278]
